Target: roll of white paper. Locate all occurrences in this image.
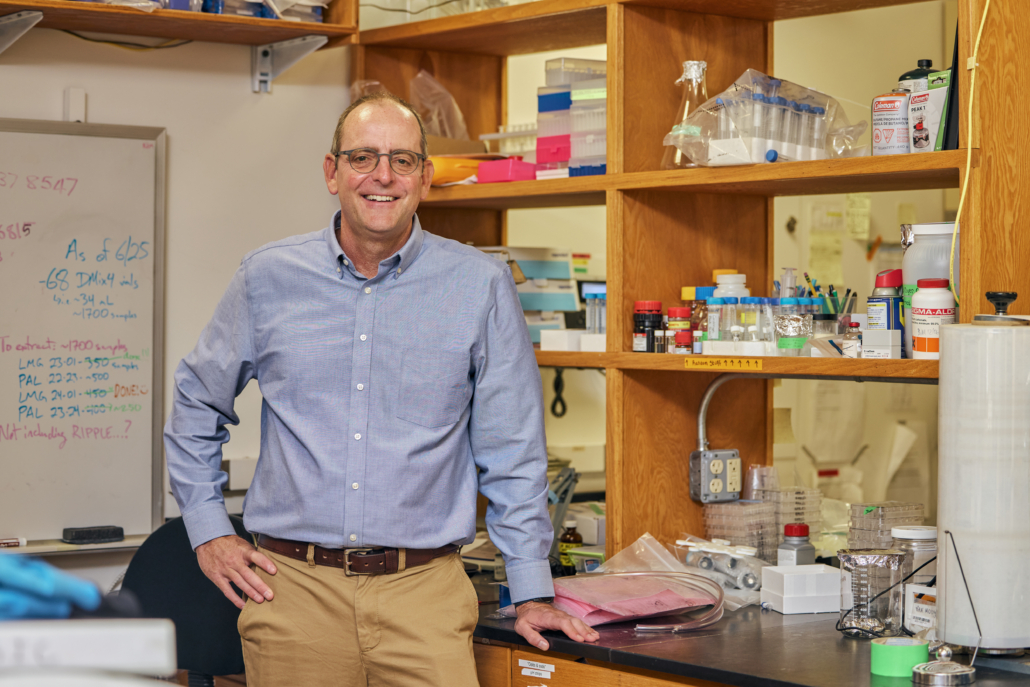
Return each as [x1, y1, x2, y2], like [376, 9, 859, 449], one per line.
[938, 323, 1030, 648]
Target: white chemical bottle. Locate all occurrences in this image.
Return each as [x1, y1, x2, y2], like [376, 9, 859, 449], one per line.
[911, 278, 955, 359]
[713, 273, 750, 299]
[902, 222, 959, 357]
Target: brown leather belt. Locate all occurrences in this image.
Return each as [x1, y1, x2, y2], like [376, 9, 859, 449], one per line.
[257, 535, 459, 576]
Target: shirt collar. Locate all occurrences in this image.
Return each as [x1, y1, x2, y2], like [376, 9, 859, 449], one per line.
[325, 211, 425, 280]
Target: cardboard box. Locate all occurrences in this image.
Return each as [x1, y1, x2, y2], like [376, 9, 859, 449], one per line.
[540, 329, 583, 351]
[579, 333, 606, 352]
[908, 70, 951, 153]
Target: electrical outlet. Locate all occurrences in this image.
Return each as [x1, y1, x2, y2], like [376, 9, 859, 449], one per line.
[726, 457, 742, 492]
[690, 449, 742, 503]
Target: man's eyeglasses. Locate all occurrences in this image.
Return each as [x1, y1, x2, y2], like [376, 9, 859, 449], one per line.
[336, 148, 425, 176]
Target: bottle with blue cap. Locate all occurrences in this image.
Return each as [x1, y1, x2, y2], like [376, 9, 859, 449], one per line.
[706, 297, 724, 341]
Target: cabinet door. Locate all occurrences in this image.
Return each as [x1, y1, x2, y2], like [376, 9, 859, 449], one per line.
[475, 642, 512, 687]
[513, 649, 725, 687]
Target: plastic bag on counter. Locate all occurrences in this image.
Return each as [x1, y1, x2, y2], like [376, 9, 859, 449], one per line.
[490, 533, 725, 631]
[409, 69, 469, 141]
[663, 69, 868, 167]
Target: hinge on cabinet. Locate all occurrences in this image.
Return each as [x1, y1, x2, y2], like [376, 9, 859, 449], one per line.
[0, 11, 43, 57]
[251, 34, 328, 93]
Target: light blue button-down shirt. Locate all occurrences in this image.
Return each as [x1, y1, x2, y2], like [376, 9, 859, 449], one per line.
[165, 213, 554, 602]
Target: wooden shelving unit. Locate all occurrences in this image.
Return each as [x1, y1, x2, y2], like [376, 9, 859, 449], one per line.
[0, 0, 356, 46]
[352, 0, 1026, 555]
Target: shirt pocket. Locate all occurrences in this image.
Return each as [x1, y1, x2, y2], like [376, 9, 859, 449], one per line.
[395, 351, 472, 428]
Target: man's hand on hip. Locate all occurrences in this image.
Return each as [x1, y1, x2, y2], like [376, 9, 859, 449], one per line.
[514, 601, 599, 651]
[196, 534, 277, 609]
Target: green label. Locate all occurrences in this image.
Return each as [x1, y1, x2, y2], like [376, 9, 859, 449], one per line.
[571, 88, 606, 101]
[902, 284, 918, 308]
[777, 337, 807, 349]
[865, 506, 876, 514]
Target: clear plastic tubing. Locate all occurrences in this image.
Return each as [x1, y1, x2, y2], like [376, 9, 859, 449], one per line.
[750, 93, 768, 163]
[796, 104, 813, 161]
[810, 106, 827, 160]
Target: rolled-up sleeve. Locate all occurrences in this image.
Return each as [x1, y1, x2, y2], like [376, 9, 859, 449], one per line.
[469, 269, 554, 604]
[164, 264, 257, 550]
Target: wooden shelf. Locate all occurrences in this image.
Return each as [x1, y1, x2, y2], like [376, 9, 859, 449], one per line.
[356, 0, 608, 54]
[535, 350, 939, 381]
[4, 0, 356, 45]
[424, 175, 610, 209]
[618, 149, 975, 197]
[617, 0, 942, 22]
[422, 151, 971, 209]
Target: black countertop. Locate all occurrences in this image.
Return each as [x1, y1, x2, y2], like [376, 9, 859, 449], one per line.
[474, 603, 1030, 687]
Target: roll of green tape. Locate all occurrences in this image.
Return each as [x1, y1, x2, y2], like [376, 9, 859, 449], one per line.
[870, 637, 930, 677]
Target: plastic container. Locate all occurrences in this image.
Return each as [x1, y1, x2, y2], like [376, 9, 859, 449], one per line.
[667, 307, 692, 331]
[911, 278, 955, 360]
[890, 525, 937, 587]
[739, 297, 762, 341]
[569, 156, 606, 177]
[536, 134, 571, 164]
[674, 330, 692, 354]
[537, 85, 572, 113]
[571, 101, 607, 133]
[571, 130, 606, 159]
[536, 110, 571, 138]
[477, 158, 535, 183]
[777, 524, 816, 566]
[713, 273, 749, 299]
[571, 77, 606, 103]
[633, 301, 663, 353]
[720, 297, 741, 341]
[902, 222, 959, 357]
[705, 297, 724, 341]
[479, 123, 537, 156]
[545, 57, 606, 87]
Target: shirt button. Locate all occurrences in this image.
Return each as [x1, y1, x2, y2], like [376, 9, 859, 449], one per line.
[352, 483, 359, 490]
[350, 534, 357, 542]
[357, 383, 364, 390]
[344, 260, 349, 266]
[360, 334, 367, 341]
[397, 268, 402, 275]
[337, 268, 341, 273]
[354, 433, 361, 440]
[364, 287, 371, 294]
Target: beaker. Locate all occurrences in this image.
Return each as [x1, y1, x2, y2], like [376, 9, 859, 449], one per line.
[838, 549, 905, 638]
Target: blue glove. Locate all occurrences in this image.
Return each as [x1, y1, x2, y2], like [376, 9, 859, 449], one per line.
[0, 553, 102, 620]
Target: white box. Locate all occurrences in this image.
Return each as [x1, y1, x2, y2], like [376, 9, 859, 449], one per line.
[540, 329, 583, 351]
[566, 502, 606, 545]
[862, 329, 902, 359]
[762, 564, 840, 597]
[579, 333, 606, 352]
[760, 588, 839, 614]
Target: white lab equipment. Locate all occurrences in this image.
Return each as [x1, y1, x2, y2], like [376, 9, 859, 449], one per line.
[937, 292, 1030, 650]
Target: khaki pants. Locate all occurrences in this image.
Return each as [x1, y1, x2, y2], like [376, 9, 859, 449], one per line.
[238, 548, 480, 687]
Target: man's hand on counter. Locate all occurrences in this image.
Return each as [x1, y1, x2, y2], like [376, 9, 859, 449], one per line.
[514, 601, 600, 651]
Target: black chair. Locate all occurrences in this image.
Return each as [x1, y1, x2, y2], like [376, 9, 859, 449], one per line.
[121, 516, 250, 687]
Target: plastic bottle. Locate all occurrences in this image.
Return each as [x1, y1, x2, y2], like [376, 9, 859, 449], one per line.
[633, 301, 663, 352]
[661, 61, 708, 170]
[911, 278, 956, 359]
[713, 273, 750, 299]
[740, 297, 762, 341]
[674, 330, 693, 354]
[559, 519, 583, 575]
[777, 524, 816, 566]
[842, 322, 862, 358]
[779, 267, 797, 299]
[899, 59, 935, 93]
[902, 223, 960, 357]
[706, 298, 724, 341]
[720, 298, 739, 341]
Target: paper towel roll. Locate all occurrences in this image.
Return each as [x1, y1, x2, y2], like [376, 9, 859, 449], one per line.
[938, 324, 1030, 648]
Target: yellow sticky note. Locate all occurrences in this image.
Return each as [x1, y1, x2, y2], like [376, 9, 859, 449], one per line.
[846, 193, 872, 241]
[808, 229, 844, 287]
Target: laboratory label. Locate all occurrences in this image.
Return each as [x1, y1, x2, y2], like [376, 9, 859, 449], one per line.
[912, 306, 955, 354]
[684, 358, 762, 371]
[872, 91, 911, 156]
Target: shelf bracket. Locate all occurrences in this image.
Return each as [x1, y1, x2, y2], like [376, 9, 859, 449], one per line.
[0, 11, 43, 57]
[251, 35, 327, 94]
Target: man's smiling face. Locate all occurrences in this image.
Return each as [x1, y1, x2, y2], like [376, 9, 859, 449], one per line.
[323, 101, 434, 241]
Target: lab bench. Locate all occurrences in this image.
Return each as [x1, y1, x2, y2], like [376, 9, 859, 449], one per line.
[473, 605, 1030, 687]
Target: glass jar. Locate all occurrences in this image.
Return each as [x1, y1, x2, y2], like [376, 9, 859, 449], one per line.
[661, 61, 708, 170]
[891, 526, 937, 586]
[838, 549, 906, 638]
[668, 307, 692, 332]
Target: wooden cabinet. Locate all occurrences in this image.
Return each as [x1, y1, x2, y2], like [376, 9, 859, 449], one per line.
[352, 0, 1022, 552]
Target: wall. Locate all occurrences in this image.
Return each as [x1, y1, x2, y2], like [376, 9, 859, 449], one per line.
[0, 29, 349, 586]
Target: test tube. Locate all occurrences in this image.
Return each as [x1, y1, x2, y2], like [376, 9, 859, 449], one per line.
[782, 101, 799, 159]
[707, 298, 723, 341]
[720, 298, 739, 341]
[766, 78, 782, 99]
[810, 106, 827, 160]
[750, 93, 768, 163]
[796, 104, 813, 161]
[584, 294, 596, 333]
[715, 97, 730, 140]
[598, 295, 607, 334]
[766, 97, 786, 159]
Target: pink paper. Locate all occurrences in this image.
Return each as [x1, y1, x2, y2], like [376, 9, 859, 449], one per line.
[552, 576, 716, 627]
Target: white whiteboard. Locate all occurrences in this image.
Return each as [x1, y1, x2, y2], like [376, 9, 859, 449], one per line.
[0, 119, 165, 543]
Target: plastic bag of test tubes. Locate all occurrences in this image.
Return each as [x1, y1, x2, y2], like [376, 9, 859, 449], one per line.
[663, 69, 868, 167]
[671, 534, 769, 591]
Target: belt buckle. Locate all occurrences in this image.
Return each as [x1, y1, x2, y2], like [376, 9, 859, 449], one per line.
[343, 548, 375, 576]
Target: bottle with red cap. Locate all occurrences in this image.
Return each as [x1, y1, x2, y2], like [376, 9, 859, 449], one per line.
[633, 301, 663, 353]
[777, 523, 816, 566]
[911, 278, 956, 359]
[867, 269, 905, 356]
